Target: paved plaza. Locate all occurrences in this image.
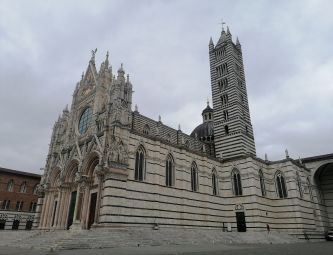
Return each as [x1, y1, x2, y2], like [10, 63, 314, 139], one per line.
[0, 242, 332, 255]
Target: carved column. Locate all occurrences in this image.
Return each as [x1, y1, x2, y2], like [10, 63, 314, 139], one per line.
[33, 184, 45, 229]
[70, 174, 88, 230]
[39, 189, 51, 229]
[54, 185, 64, 229]
[59, 186, 71, 229]
[80, 181, 90, 229]
[94, 164, 105, 224]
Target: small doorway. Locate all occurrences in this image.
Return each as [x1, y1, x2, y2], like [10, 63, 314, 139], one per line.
[12, 220, 20, 230]
[88, 192, 98, 229]
[236, 211, 246, 232]
[0, 220, 6, 230]
[25, 220, 33, 230]
[67, 191, 77, 230]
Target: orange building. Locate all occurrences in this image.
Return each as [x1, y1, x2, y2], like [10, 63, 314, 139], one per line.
[0, 167, 41, 230]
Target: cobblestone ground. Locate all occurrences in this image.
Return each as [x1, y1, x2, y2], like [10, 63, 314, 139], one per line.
[0, 242, 332, 255]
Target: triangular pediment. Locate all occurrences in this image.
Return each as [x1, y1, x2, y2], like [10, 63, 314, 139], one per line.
[79, 61, 98, 96]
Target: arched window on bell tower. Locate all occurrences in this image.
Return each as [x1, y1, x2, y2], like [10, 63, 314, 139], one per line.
[191, 162, 199, 192]
[276, 171, 288, 198]
[232, 169, 242, 196]
[212, 169, 219, 196]
[135, 146, 146, 181]
[165, 154, 175, 187]
[259, 169, 266, 197]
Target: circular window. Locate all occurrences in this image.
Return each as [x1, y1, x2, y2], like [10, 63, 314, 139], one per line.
[78, 107, 92, 134]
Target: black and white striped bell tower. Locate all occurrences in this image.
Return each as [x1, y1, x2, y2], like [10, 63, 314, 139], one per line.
[209, 26, 256, 159]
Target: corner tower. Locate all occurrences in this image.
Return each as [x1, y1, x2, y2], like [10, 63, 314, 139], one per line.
[209, 26, 256, 159]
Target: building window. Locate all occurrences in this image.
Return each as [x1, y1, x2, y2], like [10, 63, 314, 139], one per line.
[307, 177, 313, 201]
[33, 184, 38, 195]
[232, 169, 242, 196]
[134, 146, 145, 181]
[15, 201, 24, 211]
[235, 63, 241, 75]
[165, 154, 175, 187]
[215, 46, 226, 60]
[143, 124, 150, 135]
[2, 200, 10, 210]
[224, 125, 229, 134]
[191, 162, 199, 192]
[216, 63, 228, 77]
[29, 202, 37, 212]
[259, 169, 266, 197]
[240, 94, 244, 103]
[7, 179, 14, 192]
[20, 182, 27, 193]
[218, 77, 228, 91]
[212, 169, 218, 196]
[78, 107, 92, 134]
[276, 171, 288, 198]
[296, 172, 303, 198]
[237, 79, 243, 88]
[221, 94, 229, 106]
[223, 110, 229, 121]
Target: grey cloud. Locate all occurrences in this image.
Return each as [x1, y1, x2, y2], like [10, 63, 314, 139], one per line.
[1, 0, 332, 173]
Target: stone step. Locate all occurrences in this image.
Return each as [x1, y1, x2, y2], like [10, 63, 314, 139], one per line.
[0, 228, 305, 251]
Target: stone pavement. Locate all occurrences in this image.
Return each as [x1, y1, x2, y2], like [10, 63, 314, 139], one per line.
[0, 242, 333, 255]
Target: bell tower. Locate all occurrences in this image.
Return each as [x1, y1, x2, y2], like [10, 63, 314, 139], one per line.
[209, 26, 256, 159]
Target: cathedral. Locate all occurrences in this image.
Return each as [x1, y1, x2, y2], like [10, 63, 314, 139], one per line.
[34, 26, 333, 236]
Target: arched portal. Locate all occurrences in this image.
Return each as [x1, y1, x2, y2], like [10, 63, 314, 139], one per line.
[314, 162, 333, 229]
[78, 153, 100, 230]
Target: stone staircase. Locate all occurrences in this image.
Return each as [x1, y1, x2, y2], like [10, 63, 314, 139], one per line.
[0, 227, 304, 251]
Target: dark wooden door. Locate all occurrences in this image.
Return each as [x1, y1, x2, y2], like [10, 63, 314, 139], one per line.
[0, 220, 6, 230]
[12, 220, 20, 230]
[88, 192, 97, 229]
[236, 212, 246, 232]
[25, 220, 33, 230]
[67, 191, 77, 230]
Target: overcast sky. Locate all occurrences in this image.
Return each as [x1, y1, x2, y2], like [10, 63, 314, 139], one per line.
[1, 0, 332, 174]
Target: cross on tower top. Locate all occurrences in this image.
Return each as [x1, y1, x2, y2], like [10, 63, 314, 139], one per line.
[218, 19, 226, 32]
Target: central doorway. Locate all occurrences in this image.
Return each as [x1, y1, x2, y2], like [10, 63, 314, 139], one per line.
[67, 191, 77, 230]
[88, 192, 98, 229]
[236, 211, 247, 232]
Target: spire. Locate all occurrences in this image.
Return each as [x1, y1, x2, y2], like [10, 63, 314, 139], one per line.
[209, 37, 214, 46]
[236, 37, 240, 45]
[90, 48, 97, 63]
[209, 36, 215, 51]
[207, 97, 210, 107]
[63, 104, 69, 113]
[117, 63, 125, 78]
[226, 26, 231, 35]
[105, 51, 109, 68]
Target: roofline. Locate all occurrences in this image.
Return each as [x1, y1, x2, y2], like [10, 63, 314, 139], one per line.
[0, 167, 41, 178]
[301, 153, 333, 163]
